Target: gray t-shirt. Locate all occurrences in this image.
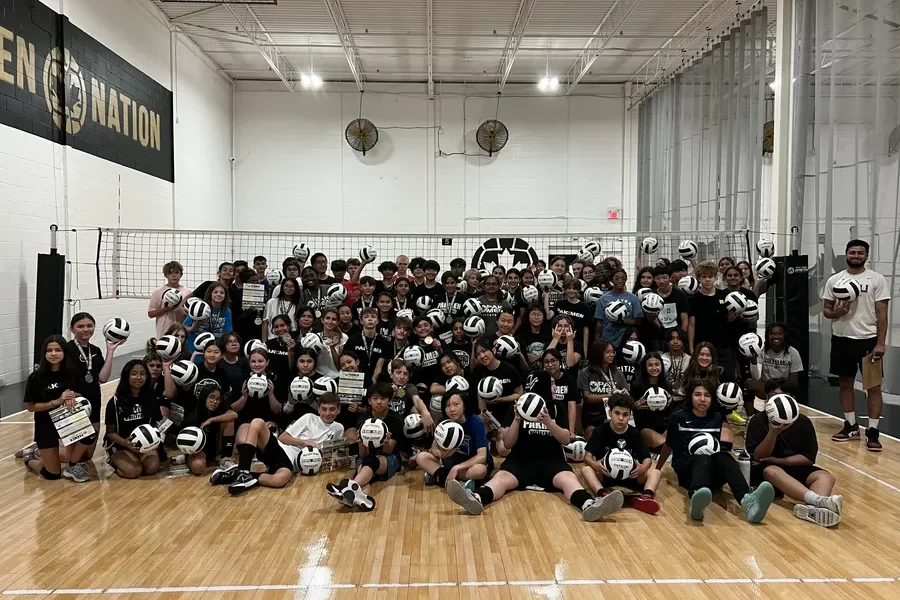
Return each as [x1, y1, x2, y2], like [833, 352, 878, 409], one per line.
[577, 367, 629, 423]
[761, 347, 803, 380]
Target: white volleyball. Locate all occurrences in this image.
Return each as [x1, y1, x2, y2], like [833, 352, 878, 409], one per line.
[832, 277, 861, 302]
[403, 345, 426, 367]
[403, 413, 426, 440]
[188, 300, 211, 321]
[641, 292, 664, 314]
[162, 288, 183, 308]
[641, 237, 659, 255]
[170, 359, 199, 387]
[537, 270, 558, 291]
[564, 437, 587, 462]
[716, 381, 743, 410]
[176, 426, 206, 454]
[247, 373, 269, 398]
[193, 332, 216, 352]
[426, 308, 446, 328]
[266, 269, 284, 286]
[446, 375, 469, 392]
[102, 318, 131, 343]
[290, 376, 312, 401]
[359, 245, 377, 263]
[130, 424, 161, 453]
[327, 283, 347, 303]
[622, 340, 646, 363]
[415, 295, 433, 313]
[677, 275, 700, 295]
[359, 418, 388, 447]
[755, 257, 776, 279]
[603, 449, 634, 480]
[738, 332, 763, 358]
[756, 239, 775, 258]
[688, 432, 720, 456]
[243, 338, 267, 357]
[312, 376, 338, 396]
[521, 286, 540, 304]
[766, 393, 800, 426]
[493, 335, 519, 359]
[742, 299, 759, 320]
[604, 300, 629, 323]
[516, 392, 546, 422]
[463, 316, 485, 337]
[297, 446, 323, 475]
[300, 333, 325, 355]
[462, 297, 483, 317]
[724, 291, 748, 314]
[434, 420, 465, 451]
[477, 376, 504, 401]
[583, 286, 603, 305]
[643, 386, 672, 411]
[155, 335, 182, 360]
[582, 241, 601, 257]
[678, 240, 698, 259]
[292, 243, 310, 261]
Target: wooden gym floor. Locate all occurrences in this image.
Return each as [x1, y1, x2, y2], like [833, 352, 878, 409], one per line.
[0, 383, 899, 600]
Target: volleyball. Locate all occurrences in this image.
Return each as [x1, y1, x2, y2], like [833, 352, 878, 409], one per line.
[415, 295, 433, 312]
[501, 289, 514, 304]
[641, 292, 664, 314]
[766, 393, 800, 426]
[457, 280, 468, 294]
[446, 375, 469, 392]
[832, 277, 861, 302]
[582, 241, 601, 257]
[297, 446, 323, 475]
[576, 248, 594, 261]
[635, 287, 654, 302]
[101, 318, 131, 342]
[742, 298, 759, 320]
[643, 386, 672, 411]
[175, 426, 206, 454]
[155, 335, 182, 360]
[462, 297, 483, 316]
[403, 345, 426, 367]
[300, 332, 325, 354]
[479, 269, 490, 279]
[463, 315, 485, 337]
[244, 338, 267, 357]
[755, 257, 776, 279]
[359, 245, 377, 262]
[522, 285, 540, 304]
[327, 283, 347, 303]
[426, 308, 446, 328]
[603, 449, 634, 480]
[292, 243, 310, 261]
[716, 381, 743, 410]
[76, 396, 91, 415]
[193, 331, 216, 352]
[266, 269, 283, 286]
[434, 420, 465, 451]
[429, 394, 443, 413]
[583, 286, 603, 305]
[605, 300, 629, 323]
[537, 270, 558, 290]
[564, 436, 587, 462]
[738, 332, 763, 358]
[312, 376, 338, 396]
[396, 308, 415, 321]
[130, 424, 161, 453]
[170, 359, 199, 387]
[403, 413, 427, 440]
[290, 376, 312, 400]
[756, 238, 775, 258]
[360, 418, 388, 447]
[724, 291, 748, 313]
[493, 335, 519, 359]
[162, 288, 183, 308]
[185, 296, 201, 311]
[621, 340, 646, 363]
[678, 240, 698, 259]
[688, 432, 720, 456]
[188, 300, 211, 321]
[516, 392, 546, 421]
[247, 373, 269, 398]
[641, 237, 659, 254]
[477, 376, 504, 400]
[678, 275, 700, 295]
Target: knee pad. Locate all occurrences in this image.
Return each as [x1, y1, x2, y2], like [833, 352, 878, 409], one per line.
[361, 454, 380, 472]
[40, 467, 62, 480]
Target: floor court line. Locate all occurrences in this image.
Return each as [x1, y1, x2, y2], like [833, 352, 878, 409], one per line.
[817, 451, 900, 493]
[803, 405, 900, 443]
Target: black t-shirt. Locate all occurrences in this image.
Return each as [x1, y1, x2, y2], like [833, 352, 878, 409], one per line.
[615, 352, 639, 388]
[376, 318, 395, 343]
[105, 394, 162, 436]
[689, 290, 729, 348]
[745, 413, 817, 463]
[411, 342, 442, 388]
[387, 383, 418, 419]
[265, 338, 295, 401]
[470, 361, 522, 399]
[443, 340, 472, 369]
[346, 331, 385, 381]
[376, 337, 411, 364]
[552, 372, 580, 405]
[193, 363, 233, 401]
[666, 408, 725, 469]
[554, 300, 592, 346]
[637, 318, 667, 353]
[66, 340, 104, 403]
[722, 288, 758, 347]
[434, 291, 465, 320]
[219, 356, 251, 397]
[502, 393, 568, 462]
[411, 282, 444, 310]
[24, 369, 73, 426]
[357, 410, 404, 456]
[351, 296, 378, 323]
[516, 325, 551, 371]
[586, 421, 650, 463]
[656, 287, 689, 331]
[476, 296, 510, 337]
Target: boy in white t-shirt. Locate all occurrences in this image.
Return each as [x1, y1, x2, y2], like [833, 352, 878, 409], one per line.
[822, 239, 890, 451]
[147, 261, 192, 339]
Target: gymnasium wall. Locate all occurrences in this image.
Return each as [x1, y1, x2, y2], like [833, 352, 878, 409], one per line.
[233, 83, 638, 235]
[0, 0, 233, 386]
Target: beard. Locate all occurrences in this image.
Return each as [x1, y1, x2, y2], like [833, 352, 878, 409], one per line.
[846, 256, 866, 268]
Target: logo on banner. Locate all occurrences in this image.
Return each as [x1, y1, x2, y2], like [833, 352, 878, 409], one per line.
[42, 48, 87, 135]
[471, 238, 539, 273]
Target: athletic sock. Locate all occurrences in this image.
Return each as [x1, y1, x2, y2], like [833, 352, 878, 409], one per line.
[844, 412, 856, 426]
[721, 441, 733, 452]
[642, 489, 656, 498]
[804, 490, 823, 506]
[69, 462, 77, 468]
[237, 443, 256, 471]
[473, 486, 494, 506]
[869, 417, 879, 430]
[434, 466, 450, 487]
[570, 489, 593, 511]
[222, 436, 235, 458]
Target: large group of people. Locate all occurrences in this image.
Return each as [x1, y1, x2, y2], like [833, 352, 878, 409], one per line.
[19, 238, 889, 529]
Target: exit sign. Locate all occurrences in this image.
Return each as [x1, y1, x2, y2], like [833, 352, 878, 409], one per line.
[608, 208, 620, 220]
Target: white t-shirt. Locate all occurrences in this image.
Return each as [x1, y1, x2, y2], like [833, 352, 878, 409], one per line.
[263, 297, 298, 338]
[316, 332, 350, 377]
[278, 413, 345, 471]
[822, 269, 890, 339]
[761, 347, 803, 380]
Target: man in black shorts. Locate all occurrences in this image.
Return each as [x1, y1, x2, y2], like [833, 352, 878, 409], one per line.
[823, 239, 889, 450]
[211, 417, 294, 495]
[445, 371, 622, 522]
[745, 379, 843, 527]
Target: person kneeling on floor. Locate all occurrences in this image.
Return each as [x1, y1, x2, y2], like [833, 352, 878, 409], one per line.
[744, 378, 842, 527]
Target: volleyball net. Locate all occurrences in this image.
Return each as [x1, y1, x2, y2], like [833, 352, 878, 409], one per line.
[89, 228, 753, 299]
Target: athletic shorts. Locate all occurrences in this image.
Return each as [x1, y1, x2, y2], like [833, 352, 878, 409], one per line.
[634, 410, 668, 435]
[198, 424, 221, 462]
[261, 432, 294, 474]
[601, 474, 644, 493]
[750, 462, 823, 491]
[499, 458, 572, 491]
[830, 335, 878, 379]
[354, 453, 400, 482]
[33, 419, 61, 450]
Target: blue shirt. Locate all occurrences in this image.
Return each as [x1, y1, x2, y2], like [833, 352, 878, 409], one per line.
[594, 290, 643, 348]
[451, 414, 490, 463]
[185, 307, 233, 353]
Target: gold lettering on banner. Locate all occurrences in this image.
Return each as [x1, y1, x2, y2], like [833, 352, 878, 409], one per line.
[138, 105, 149, 147]
[120, 93, 131, 137]
[0, 27, 14, 85]
[150, 110, 160, 150]
[90, 78, 106, 126]
[107, 87, 120, 133]
[16, 37, 35, 93]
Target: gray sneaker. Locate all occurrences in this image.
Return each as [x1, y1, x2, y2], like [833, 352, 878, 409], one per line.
[581, 490, 624, 522]
[447, 479, 484, 515]
[62, 463, 90, 483]
[794, 504, 841, 528]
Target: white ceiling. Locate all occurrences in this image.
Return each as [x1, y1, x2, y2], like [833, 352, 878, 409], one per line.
[152, 0, 775, 94]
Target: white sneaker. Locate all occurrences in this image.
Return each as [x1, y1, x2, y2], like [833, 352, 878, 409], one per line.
[219, 457, 236, 470]
[346, 480, 375, 511]
[794, 504, 841, 527]
[581, 491, 624, 522]
[818, 494, 843, 515]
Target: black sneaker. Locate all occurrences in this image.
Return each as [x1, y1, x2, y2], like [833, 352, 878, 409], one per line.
[831, 421, 860, 442]
[228, 471, 258, 495]
[866, 428, 883, 452]
[209, 464, 239, 485]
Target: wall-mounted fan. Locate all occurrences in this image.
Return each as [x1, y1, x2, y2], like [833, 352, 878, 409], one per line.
[476, 119, 509, 156]
[345, 118, 378, 155]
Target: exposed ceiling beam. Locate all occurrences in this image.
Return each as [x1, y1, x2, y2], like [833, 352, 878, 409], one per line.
[223, 3, 298, 91]
[171, 5, 223, 23]
[323, 0, 365, 91]
[427, 0, 434, 98]
[497, 0, 538, 93]
[561, 0, 643, 95]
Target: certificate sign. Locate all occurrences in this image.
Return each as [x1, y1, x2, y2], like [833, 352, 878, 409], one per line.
[242, 283, 266, 311]
[51, 406, 95, 446]
[337, 371, 366, 405]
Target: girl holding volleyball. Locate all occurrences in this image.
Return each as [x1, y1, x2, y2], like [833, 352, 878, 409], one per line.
[629, 352, 674, 451]
[184, 283, 233, 352]
[219, 332, 251, 398]
[416, 391, 492, 488]
[657, 379, 774, 522]
[231, 347, 282, 445]
[265, 314, 297, 403]
[187, 385, 238, 476]
[103, 360, 163, 479]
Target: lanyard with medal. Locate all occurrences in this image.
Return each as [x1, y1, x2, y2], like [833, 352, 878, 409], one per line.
[446, 292, 458, 316]
[76, 342, 94, 383]
[395, 297, 408, 311]
[362, 333, 376, 361]
[315, 288, 324, 318]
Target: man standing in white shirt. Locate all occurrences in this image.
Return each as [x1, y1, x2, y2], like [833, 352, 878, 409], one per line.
[822, 239, 889, 451]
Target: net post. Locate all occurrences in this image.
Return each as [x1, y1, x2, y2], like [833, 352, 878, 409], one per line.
[111, 228, 121, 299]
[32, 226, 66, 372]
[95, 228, 103, 299]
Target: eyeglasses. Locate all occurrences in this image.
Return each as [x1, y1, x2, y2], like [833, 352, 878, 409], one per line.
[543, 358, 559, 365]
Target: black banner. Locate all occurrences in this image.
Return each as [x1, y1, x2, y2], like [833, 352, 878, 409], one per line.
[0, 0, 174, 182]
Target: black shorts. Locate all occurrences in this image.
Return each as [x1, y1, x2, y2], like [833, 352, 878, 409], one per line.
[634, 410, 668, 435]
[582, 408, 607, 430]
[33, 419, 61, 450]
[485, 403, 512, 427]
[261, 432, 293, 474]
[830, 335, 878, 379]
[601, 474, 643, 493]
[750, 462, 823, 491]
[198, 424, 221, 461]
[499, 458, 572, 491]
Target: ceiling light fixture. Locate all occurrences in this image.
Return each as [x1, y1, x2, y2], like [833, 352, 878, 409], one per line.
[537, 47, 558, 93]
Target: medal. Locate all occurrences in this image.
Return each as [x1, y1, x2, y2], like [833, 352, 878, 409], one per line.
[255, 316, 263, 325]
[315, 310, 322, 318]
[84, 374, 93, 383]
[424, 336, 434, 345]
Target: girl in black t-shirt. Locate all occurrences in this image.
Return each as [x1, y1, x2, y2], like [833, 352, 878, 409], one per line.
[393, 278, 412, 313]
[516, 304, 550, 372]
[548, 279, 591, 359]
[219, 332, 251, 399]
[104, 360, 163, 479]
[143, 348, 174, 419]
[542, 348, 580, 438]
[546, 315, 581, 371]
[282, 348, 322, 420]
[187, 385, 238, 475]
[442, 318, 472, 370]
[22, 335, 76, 480]
[231, 347, 283, 441]
[615, 328, 641, 388]
[266, 314, 297, 403]
[429, 353, 466, 421]
[375, 292, 396, 342]
[630, 352, 674, 450]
